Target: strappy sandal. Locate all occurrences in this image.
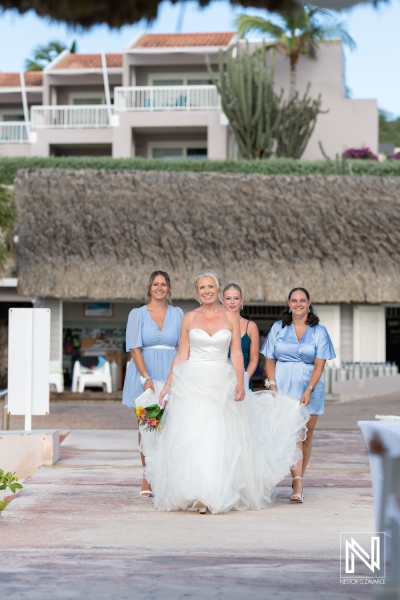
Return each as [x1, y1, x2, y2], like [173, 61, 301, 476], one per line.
[290, 476, 304, 503]
[140, 471, 154, 498]
[192, 500, 207, 514]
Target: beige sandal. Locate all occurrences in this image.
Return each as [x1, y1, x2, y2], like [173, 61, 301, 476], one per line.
[290, 476, 304, 503]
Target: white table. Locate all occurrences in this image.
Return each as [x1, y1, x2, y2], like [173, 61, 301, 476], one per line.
[358, 420, 400, 575]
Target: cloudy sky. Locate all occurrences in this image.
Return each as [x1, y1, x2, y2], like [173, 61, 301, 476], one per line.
[0, 0, 398, 117]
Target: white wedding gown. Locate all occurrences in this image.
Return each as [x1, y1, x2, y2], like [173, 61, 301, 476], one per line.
[140, 328, 309, 514]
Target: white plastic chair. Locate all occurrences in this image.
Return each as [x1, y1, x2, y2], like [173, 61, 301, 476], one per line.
[72, 360, 112, 393]
[49, 361, 64, 393]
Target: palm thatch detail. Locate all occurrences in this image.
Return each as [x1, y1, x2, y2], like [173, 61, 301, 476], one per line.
[14, 169, 400, 304]
[0, 0, 299, 29]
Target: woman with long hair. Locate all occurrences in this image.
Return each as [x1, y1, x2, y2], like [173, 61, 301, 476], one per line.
[261, 287, 335, 503]
[122, 270, 183, 497]
[222, 282, 259, 391]
[143, 270, 309, 514]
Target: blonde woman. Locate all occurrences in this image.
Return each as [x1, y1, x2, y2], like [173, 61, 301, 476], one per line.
[222, 283, 259, 391]
[145, 269, 309, 514]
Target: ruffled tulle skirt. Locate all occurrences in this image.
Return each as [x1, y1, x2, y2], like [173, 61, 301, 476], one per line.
[136, 359, 309, 515]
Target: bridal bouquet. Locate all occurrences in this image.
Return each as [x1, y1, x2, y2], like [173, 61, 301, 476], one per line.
[136, 403, 164, 433]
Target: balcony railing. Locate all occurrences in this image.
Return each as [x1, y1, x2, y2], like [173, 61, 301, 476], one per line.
[31, 105, 112, 129]
[114, 85, 219, 111]
[0, 122, 29, 143]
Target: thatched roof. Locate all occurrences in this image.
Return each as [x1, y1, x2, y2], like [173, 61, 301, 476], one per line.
[0, 0, 298, 29]
[14, 168, 400, 304]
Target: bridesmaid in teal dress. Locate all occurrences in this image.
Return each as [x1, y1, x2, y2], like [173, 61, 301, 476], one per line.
[222, 283, 259, 391]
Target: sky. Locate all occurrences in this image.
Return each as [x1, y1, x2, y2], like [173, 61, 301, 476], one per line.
[0, 0, 399, 117]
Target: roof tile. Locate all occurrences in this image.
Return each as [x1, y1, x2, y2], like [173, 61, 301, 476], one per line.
[0, 72, 43, 88]
[134, 33, 236, 48]
[54, 54, 123, 69]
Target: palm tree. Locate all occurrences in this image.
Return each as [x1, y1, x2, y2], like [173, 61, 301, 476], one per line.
[236, 6, 356, 95]
[25, 40, 77, 72]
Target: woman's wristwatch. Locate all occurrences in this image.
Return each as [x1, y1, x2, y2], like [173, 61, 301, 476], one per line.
[140, 375, 152, 385]
[307, 385, 314, 392]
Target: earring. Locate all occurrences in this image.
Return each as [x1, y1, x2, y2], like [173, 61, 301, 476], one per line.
[197, 297, 202, 305]
[240, 304, 244, 311]
[288, 308, 292, 313]
[308, 307, 311, 313]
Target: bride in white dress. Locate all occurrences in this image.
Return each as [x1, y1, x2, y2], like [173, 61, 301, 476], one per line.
[143, 269, 309, 515]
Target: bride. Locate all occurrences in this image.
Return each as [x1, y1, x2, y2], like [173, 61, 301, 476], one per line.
[143, 269, 309, 514]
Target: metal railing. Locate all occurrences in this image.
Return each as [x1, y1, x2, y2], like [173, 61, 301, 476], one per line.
[0, 122, 29, 143]
[1, 388, 8, 430]
[31, 105, 112, 129]
[114, 85, 219, 112]
[325, 362, 399, 395]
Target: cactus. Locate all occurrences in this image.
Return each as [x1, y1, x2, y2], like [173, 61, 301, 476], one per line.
[207, 45, 283, 160]
[276, 86, 324, 159]
[207, 47, 325, 160]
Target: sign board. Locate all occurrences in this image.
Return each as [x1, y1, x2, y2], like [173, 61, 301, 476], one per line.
[8, 308, 50, 429]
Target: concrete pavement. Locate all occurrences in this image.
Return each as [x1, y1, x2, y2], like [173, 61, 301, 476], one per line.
[2, 391, 400, 430]
[0, 427, 377, 599]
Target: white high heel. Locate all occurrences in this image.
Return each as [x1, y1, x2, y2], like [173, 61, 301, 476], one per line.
[140, 470, 154, 498]
[290, 476, 304, 503]
[192, 500, 207, 514]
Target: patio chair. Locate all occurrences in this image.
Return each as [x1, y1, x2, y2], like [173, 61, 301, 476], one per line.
[49, 360, 64, 393]
[72, 359, 112, 393]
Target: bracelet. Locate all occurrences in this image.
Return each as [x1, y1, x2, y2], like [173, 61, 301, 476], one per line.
[164, 381, 172, 387]
[140, 376, 152, 385]
[265, 379, 277, 389]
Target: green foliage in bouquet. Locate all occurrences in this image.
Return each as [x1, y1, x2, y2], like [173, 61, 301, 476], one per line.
[136, 404, 164, 432]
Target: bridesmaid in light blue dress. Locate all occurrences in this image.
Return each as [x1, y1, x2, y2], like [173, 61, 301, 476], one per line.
[122, 270, 183, 497]
[261, 287, 335, 503]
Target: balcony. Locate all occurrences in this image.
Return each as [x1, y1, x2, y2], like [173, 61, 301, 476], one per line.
[114, 85, 219, 112]
[0, 122, 30, 143]
[31, 106, 112, 129]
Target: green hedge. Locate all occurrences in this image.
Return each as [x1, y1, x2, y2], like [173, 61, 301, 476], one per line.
[1, 156, 400, 185]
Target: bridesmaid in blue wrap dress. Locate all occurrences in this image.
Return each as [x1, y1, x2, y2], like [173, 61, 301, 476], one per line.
[222, 283, 259, 391]
[122, 270, 183, 497]
[261, 287, 335, 503]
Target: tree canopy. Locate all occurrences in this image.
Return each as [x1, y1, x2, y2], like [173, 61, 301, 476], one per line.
[25, 40, 77, 72]
[236, 5, 355, 93]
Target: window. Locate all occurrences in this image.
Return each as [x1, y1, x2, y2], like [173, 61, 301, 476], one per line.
[187, 79, 213, 86]
[153, 80, 184, 87]
[187, 148, 208, 160]
[2, 114, 24, 122]
[73, 98, 103, 105]
[152, 148, 184, 160]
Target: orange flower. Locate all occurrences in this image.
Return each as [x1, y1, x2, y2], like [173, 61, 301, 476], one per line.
[136, 406, 145, 419]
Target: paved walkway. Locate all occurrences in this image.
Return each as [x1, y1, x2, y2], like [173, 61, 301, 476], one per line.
[0, 428, 376, 599]
[2, 391, 400, 430]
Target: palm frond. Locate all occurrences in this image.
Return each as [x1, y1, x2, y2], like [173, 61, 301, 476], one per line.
[235, 14, 285, 40]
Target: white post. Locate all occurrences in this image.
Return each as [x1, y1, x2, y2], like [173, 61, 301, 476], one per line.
[101, 52, 113, 124]
[19, 72, 30, 140]
[24, 309, 33, 431]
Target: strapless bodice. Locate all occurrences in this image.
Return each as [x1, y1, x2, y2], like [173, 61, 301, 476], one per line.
[188, 328, 232, 364]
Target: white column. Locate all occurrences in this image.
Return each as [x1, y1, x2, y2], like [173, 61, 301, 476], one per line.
[353, 305, 386, 363]
[19, 72, 30, 139]
[101, 52, 113, 124]
[314, 304, 341, 366]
